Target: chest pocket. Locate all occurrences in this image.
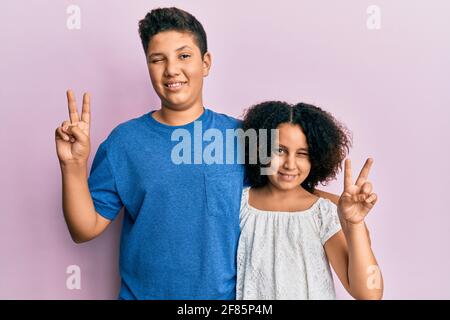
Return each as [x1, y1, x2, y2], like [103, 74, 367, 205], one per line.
[204, 169, 243, 217]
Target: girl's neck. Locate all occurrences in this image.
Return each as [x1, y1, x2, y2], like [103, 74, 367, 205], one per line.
[249, 183, 317, 213]
[263, 183, 310, 200]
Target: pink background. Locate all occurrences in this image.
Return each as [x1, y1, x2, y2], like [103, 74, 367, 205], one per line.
[1, 0, 449, 299]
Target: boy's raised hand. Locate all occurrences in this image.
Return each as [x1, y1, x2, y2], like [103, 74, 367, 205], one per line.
[55, 90, 91, 166]
[338, 158, 378, 225]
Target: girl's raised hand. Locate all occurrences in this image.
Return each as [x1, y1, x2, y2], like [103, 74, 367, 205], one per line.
[338, 158, 378, 225]
[55, 90, 91, 166]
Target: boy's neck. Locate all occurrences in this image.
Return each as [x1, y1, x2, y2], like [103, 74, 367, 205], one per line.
[152, 104, 205, 126]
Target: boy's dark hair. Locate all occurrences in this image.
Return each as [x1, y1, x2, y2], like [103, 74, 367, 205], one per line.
[242, 101, 352, 193]
[138, 7, 208, 57]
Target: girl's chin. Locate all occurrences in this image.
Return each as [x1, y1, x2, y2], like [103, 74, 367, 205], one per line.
[274, 172, 302, 184]
[269, 180, 301, 190]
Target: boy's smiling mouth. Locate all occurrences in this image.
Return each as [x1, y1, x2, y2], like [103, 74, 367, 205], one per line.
[164, 81, 187, 90]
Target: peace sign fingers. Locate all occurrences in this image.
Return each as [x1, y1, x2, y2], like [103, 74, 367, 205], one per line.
[339, 158, 377, 224]
[67, 89, 80, 124]
[81, 92, 91, 125]
[344, 158, 353, 191]
[355, 158, 374, 187]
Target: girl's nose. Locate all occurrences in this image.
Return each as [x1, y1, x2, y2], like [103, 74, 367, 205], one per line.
[283, 155, 296, 170]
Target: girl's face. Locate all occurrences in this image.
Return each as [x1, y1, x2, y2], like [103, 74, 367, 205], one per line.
[267, 123, 311, 191]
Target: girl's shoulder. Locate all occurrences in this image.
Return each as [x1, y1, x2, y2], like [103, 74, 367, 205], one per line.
[241, 186, 251, 200]
[241, 186, 251, 209]
[313, 196, 338, 220]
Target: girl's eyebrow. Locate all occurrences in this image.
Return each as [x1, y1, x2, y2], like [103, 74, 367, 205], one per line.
[278, 144, 308, 151]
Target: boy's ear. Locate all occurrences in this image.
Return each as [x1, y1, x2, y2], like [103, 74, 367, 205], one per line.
[202, 52, 212, 77]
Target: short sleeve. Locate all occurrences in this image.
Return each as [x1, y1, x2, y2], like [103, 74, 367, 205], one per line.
[88, 140, 124, 221]
[317, 199, 342, 245]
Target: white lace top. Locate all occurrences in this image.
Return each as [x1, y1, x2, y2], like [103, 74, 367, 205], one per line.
[236, 187, 342, 300]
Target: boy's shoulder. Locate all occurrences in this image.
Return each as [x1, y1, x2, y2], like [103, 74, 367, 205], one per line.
[116, 112, 148, 130]
[208, 108, 243, 129]
[101, 113, 148, 146]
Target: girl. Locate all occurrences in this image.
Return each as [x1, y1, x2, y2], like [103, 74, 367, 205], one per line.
[237, 101, 383, 300]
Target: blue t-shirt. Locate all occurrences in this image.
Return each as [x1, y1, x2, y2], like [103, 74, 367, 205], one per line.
[87, 108, 245, 299]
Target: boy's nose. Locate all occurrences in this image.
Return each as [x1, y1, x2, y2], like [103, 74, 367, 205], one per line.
[164, 60, 181, 77]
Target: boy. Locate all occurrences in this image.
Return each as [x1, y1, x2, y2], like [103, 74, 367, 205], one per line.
[55, 7, 339, 299]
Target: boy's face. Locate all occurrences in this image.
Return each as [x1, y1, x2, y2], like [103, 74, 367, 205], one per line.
[146, 30, 211, 111]
[267, 123, 311, 191]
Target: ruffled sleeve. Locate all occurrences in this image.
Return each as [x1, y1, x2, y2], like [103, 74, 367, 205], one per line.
[316, 199, 342, 245]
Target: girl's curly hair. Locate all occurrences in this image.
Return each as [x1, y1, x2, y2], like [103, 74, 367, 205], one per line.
[241, 101, 352, 192]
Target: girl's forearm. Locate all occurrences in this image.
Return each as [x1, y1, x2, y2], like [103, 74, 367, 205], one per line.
[345, 222, 383, 299]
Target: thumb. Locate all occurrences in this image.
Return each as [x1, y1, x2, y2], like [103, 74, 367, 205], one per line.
[67, 125, 88, 144]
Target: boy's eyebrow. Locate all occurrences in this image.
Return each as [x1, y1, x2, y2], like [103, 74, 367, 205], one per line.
[175, 45, 193, 51]
[148, 45, 194, 58]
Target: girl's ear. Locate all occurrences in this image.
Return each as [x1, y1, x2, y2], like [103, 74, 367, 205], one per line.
[202, 52, 212, 77]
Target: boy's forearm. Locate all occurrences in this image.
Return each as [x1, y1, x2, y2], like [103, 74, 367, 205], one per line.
[345, 223, 383, 299]
[60, 163, 97, 243]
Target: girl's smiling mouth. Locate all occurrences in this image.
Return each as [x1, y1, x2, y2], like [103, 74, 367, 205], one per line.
[278, 172, 299, 181]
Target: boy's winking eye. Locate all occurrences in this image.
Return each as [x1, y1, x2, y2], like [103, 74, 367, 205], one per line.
[148, 45, 195, 63]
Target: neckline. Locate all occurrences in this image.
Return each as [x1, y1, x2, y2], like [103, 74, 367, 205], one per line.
[245, 187, 321, 216]
[146, 107, 210, 131]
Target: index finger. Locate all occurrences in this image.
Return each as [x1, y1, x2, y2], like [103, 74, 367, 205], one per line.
[344, 158, 353, 190]
[66, 89, 80, 124]
[81, 92, 90, 124]
[355, 158, 373, 187]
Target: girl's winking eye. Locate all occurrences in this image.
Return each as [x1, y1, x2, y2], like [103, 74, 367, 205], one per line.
[297, 150, 309, 158]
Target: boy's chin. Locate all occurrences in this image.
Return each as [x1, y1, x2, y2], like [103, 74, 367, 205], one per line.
[161, 100, 193, 111]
